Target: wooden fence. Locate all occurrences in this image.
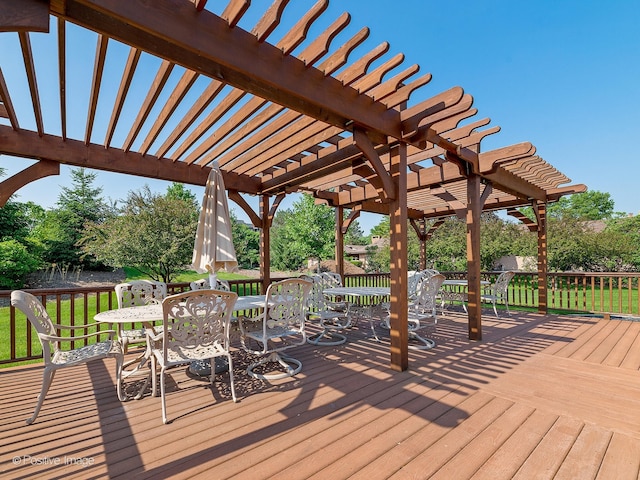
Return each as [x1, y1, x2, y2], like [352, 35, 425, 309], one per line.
[1, 271, 639, 365]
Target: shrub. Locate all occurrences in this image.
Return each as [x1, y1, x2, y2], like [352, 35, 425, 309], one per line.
[0, 239, 41, 288]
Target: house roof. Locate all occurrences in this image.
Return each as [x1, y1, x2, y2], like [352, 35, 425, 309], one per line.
[0, 0, 586, 221]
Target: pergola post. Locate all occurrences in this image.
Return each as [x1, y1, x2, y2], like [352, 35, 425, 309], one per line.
[389, 143, 409, 371]
[419, 219, 427, 270]
[335, 205, 345, 281]
[259, 194, 271, 294]
[536, 201, 548, 314]
[466, 174, 482, 340]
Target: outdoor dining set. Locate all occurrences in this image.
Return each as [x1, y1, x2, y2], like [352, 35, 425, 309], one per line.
[10, 270, 514, 425]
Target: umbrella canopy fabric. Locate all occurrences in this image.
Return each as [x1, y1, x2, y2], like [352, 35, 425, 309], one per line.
[191, 165, 238, 274]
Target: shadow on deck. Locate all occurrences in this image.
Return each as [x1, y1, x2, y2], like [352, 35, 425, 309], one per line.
[1, 309, 639, 479]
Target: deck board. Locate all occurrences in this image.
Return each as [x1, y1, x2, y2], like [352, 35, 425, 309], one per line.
[1, 311, 639, 479]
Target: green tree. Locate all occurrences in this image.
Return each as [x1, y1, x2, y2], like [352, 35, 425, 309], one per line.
[426, 218, 467, 271]
[166, 182, 198, 206]
[0, 200, 44, 243]
[592, 215, 640, 271]
[546, 217, 595, 271]
[80, 186, 199, 282]
[230, 212, 260, 269]
[270, 194, 336, 271]
[548, 191, 616, 220]
[366, 218, 428, 272]
[344, 215, 367, 246]
[370, 217, 390, 238]
[32, 168, 111, 269]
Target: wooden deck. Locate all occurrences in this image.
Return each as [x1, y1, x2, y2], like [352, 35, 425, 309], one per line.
[1, 310, 639, 479]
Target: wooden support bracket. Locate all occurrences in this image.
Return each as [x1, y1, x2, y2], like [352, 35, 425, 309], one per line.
[0, 159, 60, 206]
[353, 128, 395, 201]
[228, 190, 261, 228]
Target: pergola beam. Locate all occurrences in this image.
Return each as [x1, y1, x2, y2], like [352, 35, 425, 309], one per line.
[0, 0, 49, 32]
[0, 126, 258, 191]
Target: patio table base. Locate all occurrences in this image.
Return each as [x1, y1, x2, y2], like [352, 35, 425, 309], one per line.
[188, 357, 230, 377]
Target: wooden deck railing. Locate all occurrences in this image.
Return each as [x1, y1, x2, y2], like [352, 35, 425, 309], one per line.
[2, 271, 639, 365]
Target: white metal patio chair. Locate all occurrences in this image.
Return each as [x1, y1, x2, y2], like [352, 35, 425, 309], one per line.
[481, 271, 515, 317]
[239, 278, 312, 380]
[379, 269, 433, 318]
[146, 289, 238, 424]
[114, 280, 167, 353]
[190, 278, 231, 292]
[320, 271, 343, 288]
[303, 274, 352, 346]
[10, 290, 124, 425]
[383, 273, 446, 350]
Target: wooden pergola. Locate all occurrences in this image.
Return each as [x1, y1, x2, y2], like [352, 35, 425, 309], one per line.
[0, 0, 585, 371]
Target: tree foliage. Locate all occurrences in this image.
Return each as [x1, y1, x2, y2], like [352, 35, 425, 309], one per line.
[0, 201, 44, 243]
[0, 239, 41, 288]
[230, 211, 260, 269]
[80, 186, 199, 282]
[270, 194, 336, 271]
[547, 191, 616, 220]
[31, 168, 111, 269]
[367, 214, 536, 273]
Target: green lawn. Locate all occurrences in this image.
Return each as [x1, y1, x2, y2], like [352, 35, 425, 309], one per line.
[123, 266, 249, 283]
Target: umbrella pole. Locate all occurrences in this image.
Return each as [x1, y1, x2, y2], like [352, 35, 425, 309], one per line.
[206, 264, 217, 289]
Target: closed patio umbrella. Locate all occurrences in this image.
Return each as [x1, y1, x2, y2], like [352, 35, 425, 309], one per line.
[191, 163, 238, 287]
[190, 163, 238, 377]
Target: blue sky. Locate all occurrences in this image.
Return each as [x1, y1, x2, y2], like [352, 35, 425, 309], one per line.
[1, 0, 639, 234]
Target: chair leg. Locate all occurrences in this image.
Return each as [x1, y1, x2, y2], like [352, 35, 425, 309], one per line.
[27, 368, 55, 425]
[160, 367, 168, 424]
[246, 352, 302, 380]
[307, 328, 347, 346]
[150, 356, 158, 397]
[226, 354, 237, 403]
[493, 301, 499, 318]
[114, 353, 125, 402]
[408, 332, 436, 350]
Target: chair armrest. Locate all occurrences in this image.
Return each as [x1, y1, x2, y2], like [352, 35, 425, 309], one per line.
[52, 322, 109, 330]
[144, 326, 163, 342]
[39, 329, 117, 342]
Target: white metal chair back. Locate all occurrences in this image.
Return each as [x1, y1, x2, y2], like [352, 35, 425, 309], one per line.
[407, 270, 429, 301]
[115, 280, 166, 308]
[239, 278, 312, 380]
[412, 273, 446, 318]
[493, 271, 515, 297]
[10, 290, 123, 424]
[320, 272, 343, 288]
[420, 268, 440, 277]
[190, 278, 231, 292]
[263, 278, 311, 335]
[304, 275, 332, 311]
[149, 289, 238, 423]
[302, 274, 351, 346]
[482, 271, 515, 317]
[12, 290, 57, 358]
[115, 280, 167, 352]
